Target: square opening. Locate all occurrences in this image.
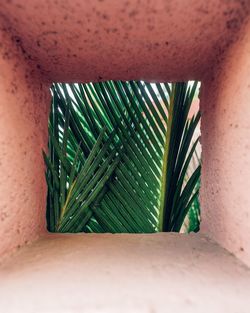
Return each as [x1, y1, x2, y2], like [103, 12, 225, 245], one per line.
[44, 80, 201, 234]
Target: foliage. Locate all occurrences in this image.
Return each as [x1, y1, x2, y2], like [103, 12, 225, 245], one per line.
[44, 81, 200, 233]
[187, 181, 201, 233]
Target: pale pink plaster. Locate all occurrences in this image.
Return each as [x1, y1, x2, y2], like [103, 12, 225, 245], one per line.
[200, 18, 250, 265]
[1, 233, 250, 313]
[0, 0, 249, 267]
[0, 0, 248, 82]
[0, 26, 50, 257]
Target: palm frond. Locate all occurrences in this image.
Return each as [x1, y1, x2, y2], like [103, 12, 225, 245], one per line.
[44, 80, 201, 233]
[159, 82, 201, 231]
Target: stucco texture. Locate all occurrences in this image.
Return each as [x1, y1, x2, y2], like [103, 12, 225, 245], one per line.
[0, 0, 249, 82]
[1, 233, 250, 313]
[0, 0, 250, 268]
[0, 27, 50, 257]
[200, 20, 250, 265]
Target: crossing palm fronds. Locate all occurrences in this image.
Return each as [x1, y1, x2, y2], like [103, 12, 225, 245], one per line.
[44, 80, 201, 233]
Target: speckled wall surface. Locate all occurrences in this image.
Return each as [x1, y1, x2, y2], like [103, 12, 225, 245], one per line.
[0, 0, 249, 265]
[200, 19, 250, 266]
[0, 0, 249, 83]
[0, 25, 50, 257]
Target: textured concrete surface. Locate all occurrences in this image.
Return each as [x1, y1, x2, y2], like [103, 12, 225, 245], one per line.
[0, 233, 250, 313]
[0, 27, 50, 257]
[200, 19, 250, 266]
[0, 0, 250, 267]
[0, 0, 249, 83]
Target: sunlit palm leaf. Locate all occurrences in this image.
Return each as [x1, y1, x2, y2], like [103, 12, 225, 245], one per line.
[159, 82, 201, 231]
[44, 80, 200, 233]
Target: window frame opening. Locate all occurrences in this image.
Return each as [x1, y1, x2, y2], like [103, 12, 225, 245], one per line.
[44, 80, 201, 234]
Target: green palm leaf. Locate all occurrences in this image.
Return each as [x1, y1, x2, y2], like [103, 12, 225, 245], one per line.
[44, 80, 201, 233]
